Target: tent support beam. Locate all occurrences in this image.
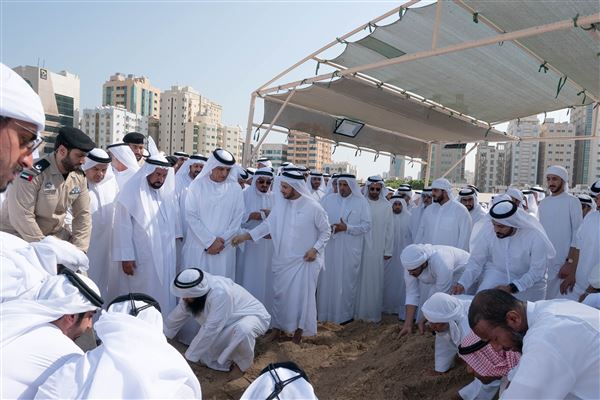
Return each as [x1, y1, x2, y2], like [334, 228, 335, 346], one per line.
[242, 93, 257, 166]
[440, 142, 479, 180]
[258, 12, 600, 96]
[432, 0, 443, 49]
[251, 89, 297, 160]
[424, 143, 433, 185]
[453, 0, 599, 104]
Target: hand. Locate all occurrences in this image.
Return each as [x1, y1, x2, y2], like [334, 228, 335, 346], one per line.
[451, 283, 465, 295]
[558, 261, 576, 279]
[303, 248, 318, 262]
[398, 323, 413, 338]
[579, 291, 589, 303]
[417, 319, 426, 335]
[384, 255, 392, 261]
[248, 211, 262, 221]
[334, 217, 347, 232]
[122, 260, 136, 276]
[560, 273, 576, 295]
[495, 284, 512, 294]
[206, 237, 225, 254]
[232, 233, 252, 246]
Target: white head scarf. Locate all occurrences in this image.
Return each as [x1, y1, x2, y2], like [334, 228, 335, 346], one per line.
[108, 143, 140, 189]
[175, 154, 206, 190]
[243, 167, 273, 218]
[0, 63, 45, 134]
[489, 200, 556, 259]
[400, 243, 435, 270]
[530, 185, 546, 202]
[421, 293, 473, 345]
[83, 148, 118, 221]
[115, 155, 177, 285]
[395, 185, 414, 202]
[506, 187, 524, 206]
[458, 186, 485, 215]
[364, 175, 388, 200]
[321, 174, 339, 200]
[522, 190, 539, 217]
[590, 179, 600, 198]
[171, 268, 212, 298]
[241, 363, 317, 400]
[307, 171, 325, 193]
[545, 165, 570, 193]
[431, 178, 454, 200]
[1, 274, 101, 349]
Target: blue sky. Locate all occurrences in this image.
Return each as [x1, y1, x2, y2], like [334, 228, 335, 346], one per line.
[1, 0, 569, 179]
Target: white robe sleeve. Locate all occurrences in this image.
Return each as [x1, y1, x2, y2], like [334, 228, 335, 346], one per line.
[249, 221, 271, 242]
[346, 201, 372, 236]
[185, 290, 233, 363]
[222, 192, 245, 242]
[164, 300, 191, 339]
[404, 269, 420, 306]
[414, 212, 427, 244]
[458, 238, 489, 290]
[457, 208, 473, 251]
[111, 202, 136, 262]
[384, 207, 394, 257]
[430, 256, 453, 296]
[185, 190, 217, 248]
[512, 235, 549, 292]
[569, 197, 583, 247]
[312, 206, 331, 254]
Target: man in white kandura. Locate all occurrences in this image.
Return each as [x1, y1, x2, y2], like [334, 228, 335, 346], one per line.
[233, 170, 330, 343]
[82, 148, 119, 300]
[538, 165, 582, 300]
[318, 174, 371, 324]
[307, 170, 326, 201]
[355, 175, 394, 323]
[237, 167, 275, 309]
[112, 154, 181, 317]
[106, 142, 140, 189]
[458, 186, 487, 226]
[453, 200, 554, 301]
[398, 244, 469, 340]
[470, 289, 600, 400]
[164, 268, 270, 371]
[0, 271, 102, 399]
[382, 196, 412, 319]
[182, 148, 244, 280]
[36, 293, 202, 399]
[415, 178, 472, 251]
[409, 188, 432, 239]
[174, 154, 206, 230]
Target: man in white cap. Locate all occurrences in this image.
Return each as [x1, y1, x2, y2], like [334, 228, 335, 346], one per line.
[398, 244, 469, 338]
[307, 170, 326, 201]
[182, 148, 244, 280]
[0, 270, 103, 399]
[458, 186, 487, 225]
[165, 268, 270, 371]
[538, 165, 582, 299]
[0, 63, 45, 194]
[106, 142, 140, 189]
[112, 154, 181, 317]
[82, 148, 119, 300]
[232, 170, 330, 343]
[409, 187, 432, 239]
[469, 289, 600, 400]
[453, 200, 554, 301]
[237, 167, 275, 308]
[318, 174, 371, 324]
[414, 178, 472, 251]
[355, 175, 394, 322]
[256, 156, 272, 170]
[382, 196, 412, 319]
[35, 293, 202, 399]
[505, 187, 525, 210]
[174, 154, 207, 244]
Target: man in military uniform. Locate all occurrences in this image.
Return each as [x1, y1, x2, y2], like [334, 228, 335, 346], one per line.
[0, 127, 95, 252]
[123, 132, 145, 163]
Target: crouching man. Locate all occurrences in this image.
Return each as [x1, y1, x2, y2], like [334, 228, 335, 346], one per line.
[164, 267, 271, 372]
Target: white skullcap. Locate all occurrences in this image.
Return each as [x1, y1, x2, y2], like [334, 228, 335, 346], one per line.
[0, 63, 45, 134]
[171, 268, 211, 298]
[431, 178, 452, 193]
[506, 187, 523, 202]
[545, 165, 569, 184]
[400, 244, 434, 270]
[422, 293, 465, 323]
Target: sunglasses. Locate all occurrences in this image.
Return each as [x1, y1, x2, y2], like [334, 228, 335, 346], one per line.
[13, 120, 44, 152]
[369, 187, 381, 192]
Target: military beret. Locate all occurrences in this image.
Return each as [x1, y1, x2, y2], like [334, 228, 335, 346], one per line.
[56, 127, 95, 152]
[123, 132, 145, 144]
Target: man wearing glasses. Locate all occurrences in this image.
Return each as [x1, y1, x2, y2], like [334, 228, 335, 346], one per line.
[0, 120, 95, 251]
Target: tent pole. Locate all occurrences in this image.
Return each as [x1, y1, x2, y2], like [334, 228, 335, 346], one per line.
[242, 93, 257, 166]
[432, 0, 443, 49]
[440, 142, 479, 179]
[258, 12, 600, 96]
[424, 143, 433, 185]
[251, 89, 297, 160]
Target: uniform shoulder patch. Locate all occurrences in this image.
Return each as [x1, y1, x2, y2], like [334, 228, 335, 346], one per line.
[32, 159, 50, 174]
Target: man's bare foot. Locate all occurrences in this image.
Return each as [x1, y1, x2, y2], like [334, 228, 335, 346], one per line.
[266, 328, 282, 342]
[292, 328, 303, 344]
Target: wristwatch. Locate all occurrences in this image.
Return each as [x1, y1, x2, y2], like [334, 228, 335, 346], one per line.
[566, 258, 574, 264]
[508, 283, 519, 293]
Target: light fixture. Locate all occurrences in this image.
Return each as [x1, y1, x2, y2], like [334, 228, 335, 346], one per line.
[334, 118, 364, 138]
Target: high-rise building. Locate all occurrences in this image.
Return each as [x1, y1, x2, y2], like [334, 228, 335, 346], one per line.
[286, 131, 332, 171]
[505, 116, 540, 186]
[571, 104, 600, 185]
[102, 73, 160, 119]
[475, 142, 509, 192]
[259, 143, 288, 168]
[323, 161, 357, 176]
[422, 144, 466, 184]
[81, 106, 148, 149]
[388, 156, 406, 179]
[12, 65, 80, 154]
[537, 119, 576, 184]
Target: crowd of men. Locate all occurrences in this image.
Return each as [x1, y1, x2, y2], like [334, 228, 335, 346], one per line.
[1, 61, 599, 399]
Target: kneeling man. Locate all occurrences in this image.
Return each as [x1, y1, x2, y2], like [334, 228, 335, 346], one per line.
[164, 268, 271, 372]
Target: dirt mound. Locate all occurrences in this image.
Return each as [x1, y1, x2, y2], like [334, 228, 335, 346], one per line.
[174, 315, 472, 399]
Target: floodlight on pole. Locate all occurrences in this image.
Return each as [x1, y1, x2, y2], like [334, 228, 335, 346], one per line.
[334, 118, 364, 138]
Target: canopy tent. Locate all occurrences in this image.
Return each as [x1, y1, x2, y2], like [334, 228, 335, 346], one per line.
[244, 0, 600, 180]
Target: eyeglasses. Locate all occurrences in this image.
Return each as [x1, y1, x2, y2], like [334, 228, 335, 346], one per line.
[369, 187, 381, 192]
[12, 120, 43, 152]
